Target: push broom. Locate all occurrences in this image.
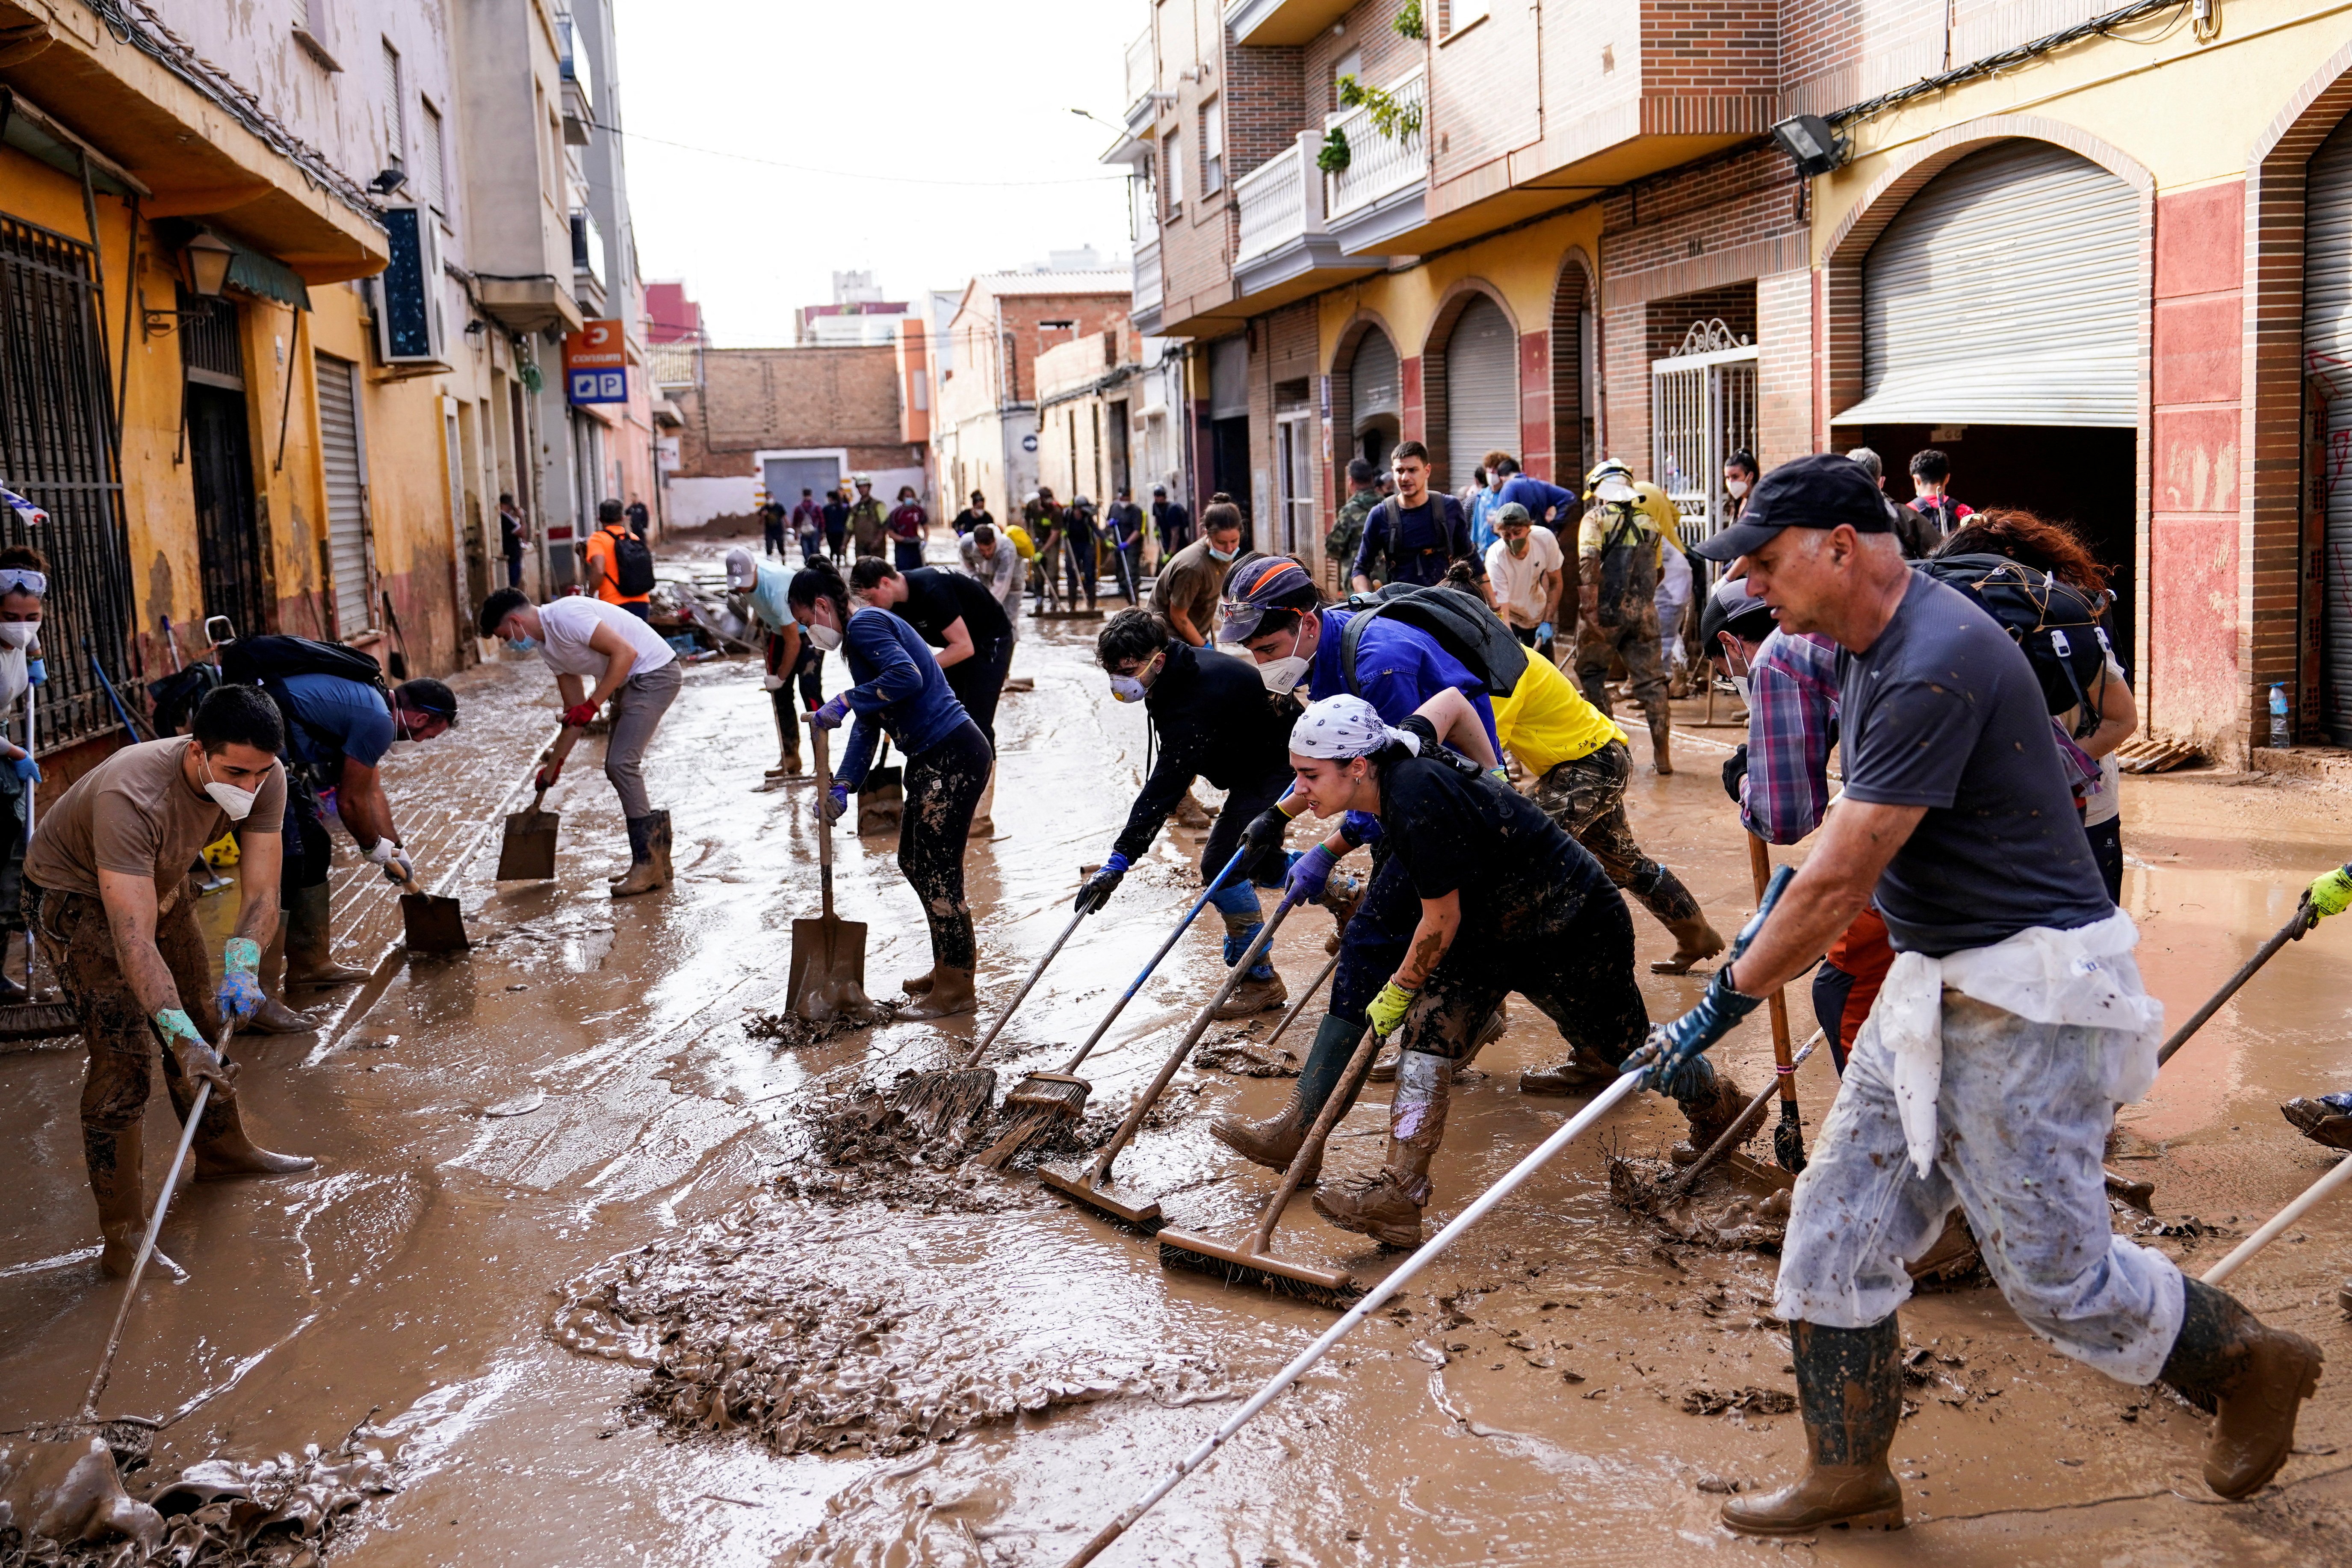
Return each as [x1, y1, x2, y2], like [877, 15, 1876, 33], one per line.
[1037, 889, 1306, 1231]
[887, 901, 1090, 1140]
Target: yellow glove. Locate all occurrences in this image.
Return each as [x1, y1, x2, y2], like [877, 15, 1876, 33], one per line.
[1368, 980, 1420, 1039]
[2311, 865, 2352, 917]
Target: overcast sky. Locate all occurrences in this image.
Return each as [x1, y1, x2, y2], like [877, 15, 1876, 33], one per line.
[613, 0, 1139, 345]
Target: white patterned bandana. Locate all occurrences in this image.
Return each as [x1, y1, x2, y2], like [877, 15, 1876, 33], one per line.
[1290, 694, 1419, 760]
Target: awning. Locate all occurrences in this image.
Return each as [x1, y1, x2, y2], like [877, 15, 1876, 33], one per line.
[225, 242, 312, 311]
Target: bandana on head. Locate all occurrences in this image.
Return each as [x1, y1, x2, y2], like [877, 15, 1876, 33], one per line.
[1290, 694, 1421, 761]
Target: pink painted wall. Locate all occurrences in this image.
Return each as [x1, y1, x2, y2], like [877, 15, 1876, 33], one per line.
[1519, 331, 1553, 481]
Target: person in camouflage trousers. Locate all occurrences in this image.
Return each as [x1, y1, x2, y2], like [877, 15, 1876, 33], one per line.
[1573, 458, 1676, 774]
[1326, 458, 1382, 590]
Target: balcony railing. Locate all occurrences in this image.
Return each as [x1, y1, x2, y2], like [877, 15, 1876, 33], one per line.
[1124, 29, 1154, 120]
[1235, 134, 1325, 266]
[1133, 238, 1162, 318]
[570, 207, 604, 287]
[1325, 69, 1425, 223]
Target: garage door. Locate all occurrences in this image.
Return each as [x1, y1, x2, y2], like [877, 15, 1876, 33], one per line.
[1839, 139, 2140, 427]
[1350, 328, 1399, 428]
[315, 353, 373, 637]
[763, 456, 839, 511]
[2305, 116, 2352, 741]
[1444, 295, 1518, 487]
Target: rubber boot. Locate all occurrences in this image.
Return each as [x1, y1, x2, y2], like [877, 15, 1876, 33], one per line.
[1722, 1316, 1906, 1536]
[1628, 866, 1723, 974]
[1210, 1013, 1364, 1182]
[86, 1125, 149, 1278]
[165, 1071, 314, 1178]
[969, 765, 996, 841]
[240, 914, 320, 1036]
[2282, 1097, 2352, 1151]
[1370, 1004, 1502, 1083]
[1646, 703, 1675, 775]
[901, 966, 937, 997]
[1520, 1048, 1618, 1096]
[612, 813, 668, 898]
[900, 964, 975, 1021]
[1313, 1049, 1450, 1247]
[1214, 908, 1286, 1019]
[286, 883, 368, 987]
[2160, 1277, 2325, 1499]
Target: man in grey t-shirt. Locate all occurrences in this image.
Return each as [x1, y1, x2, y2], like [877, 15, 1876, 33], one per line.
[1639, 454, 2320, 1536]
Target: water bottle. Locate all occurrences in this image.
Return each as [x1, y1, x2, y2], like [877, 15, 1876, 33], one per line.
[2270, 683, 2290, 749]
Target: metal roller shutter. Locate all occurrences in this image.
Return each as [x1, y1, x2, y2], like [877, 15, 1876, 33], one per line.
[315, 353, 373, 637]
[1445, 296, 1518, 484]
[2304, 116, 2352, 742]
[1350, 328, 1399, 425]
[1840, 139, 2139, 427]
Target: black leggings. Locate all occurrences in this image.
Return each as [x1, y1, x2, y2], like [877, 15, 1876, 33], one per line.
[900, 721, 993, 970]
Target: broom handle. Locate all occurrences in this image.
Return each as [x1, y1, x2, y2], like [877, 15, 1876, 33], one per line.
[1746, 836, 1799, 1113]
[83, 1019, 232, 1418]
[1259, 948, 1339, 1055]
[1245, 986, 1375, 1259]
[2201, 1152, 2352, 1286]
[1056, 843, 1254, 1076]
[2157, 895, 2314, 1067]
[21, 677, 32, 991]
[810, 723, 835, 921]
[1065, 1070, 1647, 1567]
[1665, 1031, 1822, 1198]
[954, 906, 1089, 1072]
[1080, 893, 1301, 1186]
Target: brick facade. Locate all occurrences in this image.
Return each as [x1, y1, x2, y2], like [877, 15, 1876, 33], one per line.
[670, 346, 910, 480]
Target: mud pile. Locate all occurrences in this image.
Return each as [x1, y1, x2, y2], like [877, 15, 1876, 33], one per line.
[552, 1197, 1224, 1459]
[745, 1001, 904, 1052]
[1606, 1147, 1794, 1253]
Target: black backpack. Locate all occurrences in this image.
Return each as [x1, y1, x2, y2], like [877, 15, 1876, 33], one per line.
[1913, 553, 2113, 736]
[220, 635, 393, 764]
[1338, 581, 1529, 702]
[611, 530, 656, 596]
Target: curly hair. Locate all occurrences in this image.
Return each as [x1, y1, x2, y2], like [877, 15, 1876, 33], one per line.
[1936, 509, 2109, 594]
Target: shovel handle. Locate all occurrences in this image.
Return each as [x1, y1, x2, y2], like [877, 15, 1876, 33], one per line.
[1746, 836, 1800, 1115]
[810, 723, 836, 920]
[2156, 895, 2315, 1067]
[956, 906, 1089, 1071]
[1083, 893, 1301, 1187]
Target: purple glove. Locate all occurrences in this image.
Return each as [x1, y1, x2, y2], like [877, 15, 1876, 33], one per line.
[821, 784, 849, 822]
[810, 693, 851, 730]
[1285, 842, 1338, 904]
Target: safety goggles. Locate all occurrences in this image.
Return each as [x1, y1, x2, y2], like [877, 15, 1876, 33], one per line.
[0, 569, 47, 598]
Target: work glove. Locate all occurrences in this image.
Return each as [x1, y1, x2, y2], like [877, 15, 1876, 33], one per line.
[6, 751, 38, 784]
[1622, 864, 1793, 1094]
[810, 693, 851, 731]
[215, 936, 266, 1024]
[1075, 852, 1129, 915]
[1285, 841, 1338, 904]
[366, 839, 415, 886]
[25, 658, 44, 686]
[762, 673, 787, 691]
[534, 757, 564, 792]
[1722, 743, 1749, 806]
[561, 700, 599, 728]
[154, 1007, 235, 1091]
[821, 784, 849, 823]
[1237, 802, 1297, 876]
[2311, 864, 2352, 918]
[1535, 620, 1554, 645]
[1367, 979, 1420, 1039]
[1338, 810, 1383, 850]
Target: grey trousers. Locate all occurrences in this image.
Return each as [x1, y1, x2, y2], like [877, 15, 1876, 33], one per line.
[606, 660, 683, 818]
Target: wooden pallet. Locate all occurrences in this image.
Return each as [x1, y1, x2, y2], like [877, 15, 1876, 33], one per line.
[2115, 735, 2201, 775]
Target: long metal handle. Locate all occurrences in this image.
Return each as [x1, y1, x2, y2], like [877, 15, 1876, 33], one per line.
[2157, 896, 2314, 1067]
[1666, 1031, 1823, 1198]
[1065, 1071, 1647, 1567]
[1081, 893, 1301, 1187]
[21, 678, 33, 992]
[2201, 1154, 2352, 1286]
[82, 1020, 233, 1417]
[955, 907, 1089, 1072]
[1056, 845, 1255, 1076]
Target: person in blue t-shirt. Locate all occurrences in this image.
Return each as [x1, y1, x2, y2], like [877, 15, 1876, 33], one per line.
[789, 560, 991, 1021]
[248, 667, 458, 1032]
[1350, 443, 1489, 600]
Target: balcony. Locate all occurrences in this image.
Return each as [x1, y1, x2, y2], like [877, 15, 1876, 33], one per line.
[1123, 29, 1155, 134]
[570, 207, 606, 314]
[1232, 132, 1383, 311]
[1324, 70, 1426, 257]
[1225, 0, 1359, 47]
[558, 13, 594, 145]
[1132, 238, 1163, 334]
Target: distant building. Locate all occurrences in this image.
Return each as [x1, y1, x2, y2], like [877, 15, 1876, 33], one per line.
[931, 271, 1132, 526]
[796, 270, 913, 346]
[665, 345, 923, 530]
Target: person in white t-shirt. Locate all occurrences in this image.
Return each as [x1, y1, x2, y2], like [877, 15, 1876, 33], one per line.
[1481, 503, 1564, 660]
[478, 587, 683, 897]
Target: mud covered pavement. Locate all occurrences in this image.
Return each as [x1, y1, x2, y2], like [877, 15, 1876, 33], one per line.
[3, 545, 2350, 1565]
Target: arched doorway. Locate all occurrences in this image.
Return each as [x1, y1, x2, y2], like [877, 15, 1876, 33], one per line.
[1550, 254, 1596, 485]
[1441, 294, 1518, 494]
[1348, 325, 1400, 473]
[2305, 114, 2352, 741]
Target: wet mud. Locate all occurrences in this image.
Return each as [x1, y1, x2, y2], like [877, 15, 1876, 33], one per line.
[1, 538, 2350, 1564]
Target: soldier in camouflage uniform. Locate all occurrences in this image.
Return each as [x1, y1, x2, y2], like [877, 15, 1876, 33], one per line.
[1326, 458, 1382, 591]
[1573, 458, 1676, 774]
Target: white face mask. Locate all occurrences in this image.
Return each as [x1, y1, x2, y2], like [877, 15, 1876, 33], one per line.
[805, 620, 843, 653]
[1109, 674, 1149, 704]
[1731, 675, 1752, 706]
[199, 750, 263, 821]
[1209, 544, 1236, 563]
[1727, 478, 1751, 499]
[1256, 623, 1311, 696]
[0, 623, 35, 649]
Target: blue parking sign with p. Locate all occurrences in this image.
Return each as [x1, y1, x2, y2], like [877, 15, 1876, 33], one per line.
[569, 368, 627, 405]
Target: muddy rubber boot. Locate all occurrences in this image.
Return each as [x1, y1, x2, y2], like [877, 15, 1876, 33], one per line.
[2159, 1277, 2325, 1499]
[1314, 1049, 1449, 1248]
[969, 765, 996, 841]
[1646, 705, 1675, 775]
[86, 1125, 149, 1278]
[1520, 1049, 1619, 1096]
[612, 814, 667, 898]
[1722, 1316, 1906, 1536]
[1629, 866, 1723, 974]
[2281, 1097, 2352, 1151]
[1213, 1013, 1364, 1179]
[1213, 909, 1286, 1019]
[901, 966, 938, 997]
[285, 883, 368, 987]
[239, 915, 319, 1036]
[166, 1073, 315, 1179]
[1371, 1009, 1498, 1084]
[900, 964, 975, 1021]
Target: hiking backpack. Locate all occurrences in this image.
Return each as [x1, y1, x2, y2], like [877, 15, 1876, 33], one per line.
[219, 634, 393, 764]
[1338, 581, 1530, 702]
[1912, 553, 2114, 736]
[611, 530, 657, 596]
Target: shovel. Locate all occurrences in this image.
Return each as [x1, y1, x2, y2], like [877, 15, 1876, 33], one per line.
[784, 723, 872, 1023]
[387, 864, 468, 954]
[493, 732, 575, 881]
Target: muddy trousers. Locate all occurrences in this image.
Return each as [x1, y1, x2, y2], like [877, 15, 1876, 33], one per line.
[1530, 741, 1701, 926]
[943, 637, 1012, 751]
[898, 721, 992, 971]
[1062, 537, 1097, 607]
[1777, 994, 2186, 1383]
[1198, 768, 1291, 981]
[1572, 600, 1668, 723]
[605, 661, 683, 818]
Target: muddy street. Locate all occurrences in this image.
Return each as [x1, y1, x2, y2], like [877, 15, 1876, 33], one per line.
[3, 550, 2349, 1567]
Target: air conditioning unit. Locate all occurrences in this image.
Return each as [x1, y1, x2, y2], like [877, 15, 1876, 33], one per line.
[375, 205, 447, 365]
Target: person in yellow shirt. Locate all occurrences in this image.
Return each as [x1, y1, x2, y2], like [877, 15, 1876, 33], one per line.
[1574, 458, 1676, 772]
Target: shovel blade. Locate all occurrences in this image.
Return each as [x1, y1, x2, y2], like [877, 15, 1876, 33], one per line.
[786, 913, 871, 1020]
[494, 809, 560, 880]
[400, 892, 469, 954]
[857, 767, 904, 839]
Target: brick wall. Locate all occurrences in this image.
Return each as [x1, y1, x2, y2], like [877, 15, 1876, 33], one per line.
[672, 346, 904, 475]
[1755, 266, 1814, 464]
[1779, 0, 1946, 121]
[1224, 41, 1305, 183]
[994, 293, 1132, 403]
[1646, 283, 1757, 361]
[1305, 0, 1425, 112]
[1642, 0, 1779, 95]
[1430, 0, 1538, 192]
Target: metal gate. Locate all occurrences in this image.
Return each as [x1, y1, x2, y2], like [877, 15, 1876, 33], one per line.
[315, 352, 374, 638]
[0, 214, 142, 749]
[1650, 319, 1757, 552]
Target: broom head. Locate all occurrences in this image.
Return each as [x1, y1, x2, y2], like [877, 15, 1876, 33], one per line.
[889, 1066, 996, 1141]
[1155, 1226, 1362, 1308]
[968, 1072, 1091, 1170]
[1036, 1164, 1164, 1233]
[0, 1001, 80, 1044]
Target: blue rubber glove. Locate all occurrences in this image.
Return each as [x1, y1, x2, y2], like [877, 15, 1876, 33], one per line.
[215, 936, 266, 1023]
[1536, 620, 1554, 644]
[1622, 864, 1794, 1093]
[810, 693, 851, 730]
[7, 752, 38, 784]
[1076, 852, 1129, 914]
[1339, 810, 1383, 849]
[1285, 841, 1338, 904]
[1367, 980, 1419, 1039]
[25, 658, 44, 686]
[821, 784, 849, 823]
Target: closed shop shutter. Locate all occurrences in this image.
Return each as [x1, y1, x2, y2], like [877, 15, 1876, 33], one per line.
[1445, 296, 1518, 484]
[315, 353, 373, 637]
[1350, 328, 1399, 426]
[1209, 334, 1248, 419]
[1841, 139, 2139, 427]
[2305, 116, 2352, 741]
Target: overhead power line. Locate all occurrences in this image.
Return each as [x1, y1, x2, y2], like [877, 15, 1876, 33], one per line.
[592, 118, 1128, 189]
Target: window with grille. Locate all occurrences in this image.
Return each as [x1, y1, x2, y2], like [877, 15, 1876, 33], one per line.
[421, 101, 448, 220]
[0, 217, 143, 749]
[381, 40, 406, 173]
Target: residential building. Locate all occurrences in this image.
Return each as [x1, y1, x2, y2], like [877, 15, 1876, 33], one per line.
[663, 344, 922, 529]
[798, 271, 913, 347]
[1113, 0, 2352, 765]
[1034, 323, 1186, 557]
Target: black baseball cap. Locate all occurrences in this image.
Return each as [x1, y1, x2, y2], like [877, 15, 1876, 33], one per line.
[1698, 573, 1776, 650]
[1690, 452, 1890, 563]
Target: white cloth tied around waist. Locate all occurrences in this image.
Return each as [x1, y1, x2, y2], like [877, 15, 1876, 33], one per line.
[1874, 908, 2164, 1178]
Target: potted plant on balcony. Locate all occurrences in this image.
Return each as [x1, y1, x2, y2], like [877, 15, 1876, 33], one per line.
[1318, 128, 1351, 174]
[1336, 74, 1423, 144]
[1395, 1, 1426, 41]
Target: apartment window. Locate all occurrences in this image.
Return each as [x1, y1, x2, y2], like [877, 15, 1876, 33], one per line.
[1200, 97, 1223, 196]
[420, 101, 448, 221]
[381, 40, 405, 171]
[1331, 47, 1362, 109]
[1443, 1, 1491, 34]
[1163, 130, 1182, 216]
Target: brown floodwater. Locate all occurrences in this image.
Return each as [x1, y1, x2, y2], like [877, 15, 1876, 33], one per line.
[2, 543, 2348, 1565]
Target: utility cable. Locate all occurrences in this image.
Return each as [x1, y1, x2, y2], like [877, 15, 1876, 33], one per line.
[585, 116, 1127, 189]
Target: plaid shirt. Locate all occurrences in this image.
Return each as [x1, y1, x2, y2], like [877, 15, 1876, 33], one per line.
[1740, 629, 1841, 845]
